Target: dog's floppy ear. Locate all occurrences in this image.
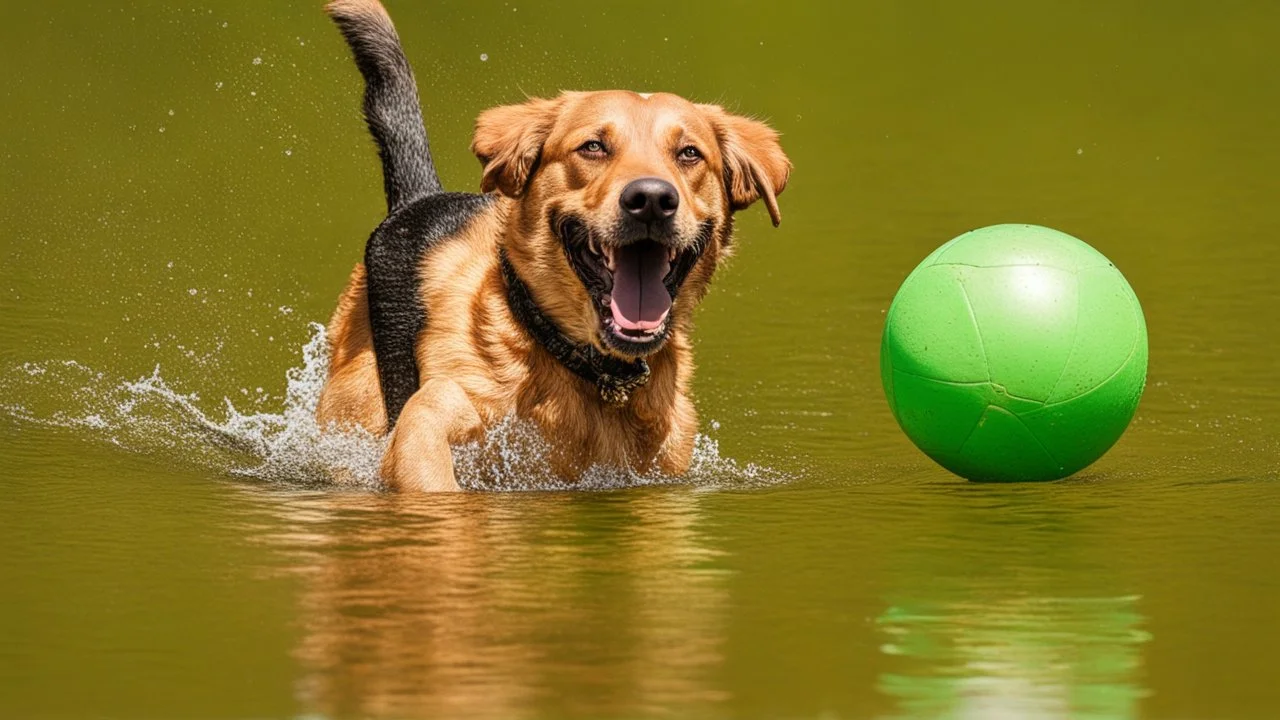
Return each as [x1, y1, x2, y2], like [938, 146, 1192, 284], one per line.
[471, 96, 564, 197]
[698, 105, 792, 227]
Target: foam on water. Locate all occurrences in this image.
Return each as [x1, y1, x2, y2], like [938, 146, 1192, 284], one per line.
[0, 323, 788, 491]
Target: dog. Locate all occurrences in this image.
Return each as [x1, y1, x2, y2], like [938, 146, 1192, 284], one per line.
[316, 0, 791, 491]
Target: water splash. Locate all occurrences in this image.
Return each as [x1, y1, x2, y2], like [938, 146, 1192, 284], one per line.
[0, 324, 788, 491]
[453, 414, 783, 492]
[1, 324, 384, 487]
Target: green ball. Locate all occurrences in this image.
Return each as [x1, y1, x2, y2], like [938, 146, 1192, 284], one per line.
[881, 224, 1148, 482]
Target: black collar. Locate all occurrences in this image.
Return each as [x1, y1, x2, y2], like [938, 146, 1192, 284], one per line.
[500, 248, 651, 406]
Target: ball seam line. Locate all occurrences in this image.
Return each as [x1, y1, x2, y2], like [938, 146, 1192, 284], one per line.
[956, 279, 992, 383]
[1042, 274, 1084, 403]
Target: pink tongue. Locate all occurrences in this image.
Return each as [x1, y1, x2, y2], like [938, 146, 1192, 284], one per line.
[609, 243, 672, 331]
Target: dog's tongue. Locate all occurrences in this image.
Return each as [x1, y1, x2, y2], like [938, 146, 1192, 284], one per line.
[609, 243, 672, 331]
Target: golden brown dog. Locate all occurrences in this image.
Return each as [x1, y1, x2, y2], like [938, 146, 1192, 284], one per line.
[317, 0, 790, 491]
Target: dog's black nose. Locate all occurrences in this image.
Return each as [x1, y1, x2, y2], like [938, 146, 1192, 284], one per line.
[620, 178, 679, 222]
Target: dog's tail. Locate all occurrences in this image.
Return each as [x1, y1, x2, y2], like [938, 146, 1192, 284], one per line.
[326, 0, 442, 211]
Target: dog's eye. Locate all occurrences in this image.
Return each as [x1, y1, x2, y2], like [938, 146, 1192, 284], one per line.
[577, 140, 608, 157]
[677, 145, 703, 163]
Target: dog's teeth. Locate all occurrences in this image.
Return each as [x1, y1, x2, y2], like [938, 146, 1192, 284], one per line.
[667, 247, 677, 261]
[604, 246, 615, 271]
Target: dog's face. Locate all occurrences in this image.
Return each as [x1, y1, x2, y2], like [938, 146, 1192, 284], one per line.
[472, 91, 790, 358]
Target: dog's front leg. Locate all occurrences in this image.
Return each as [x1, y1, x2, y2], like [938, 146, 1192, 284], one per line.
[380, 378, 482, 492]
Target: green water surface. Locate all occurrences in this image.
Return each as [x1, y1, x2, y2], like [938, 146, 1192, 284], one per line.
[2, 1, 1278, 718]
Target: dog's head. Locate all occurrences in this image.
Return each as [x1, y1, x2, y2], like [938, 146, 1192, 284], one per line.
[472, 91, 790, 358]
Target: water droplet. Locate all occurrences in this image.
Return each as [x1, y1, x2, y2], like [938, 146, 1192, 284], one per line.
[188, 288, 198, 296]
[480, 53, 489, 61]
[252, 56, 262, 65]
[1076, 148, 1084, 155]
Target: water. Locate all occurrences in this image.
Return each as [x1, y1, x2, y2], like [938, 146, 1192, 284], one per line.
[2, 1, 1279, 718]
[0, 323, 781, 492]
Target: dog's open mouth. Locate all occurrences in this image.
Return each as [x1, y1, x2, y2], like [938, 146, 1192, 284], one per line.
[600, 239, 674, 338]
[558, 218, 706, 355]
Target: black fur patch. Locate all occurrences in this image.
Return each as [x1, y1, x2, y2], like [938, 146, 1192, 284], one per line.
[365, 192, 496, 426]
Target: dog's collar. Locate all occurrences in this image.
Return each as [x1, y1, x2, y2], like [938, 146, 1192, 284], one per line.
[499, 248, 651, 407]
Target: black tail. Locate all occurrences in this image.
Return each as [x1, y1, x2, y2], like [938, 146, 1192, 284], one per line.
[326, 0, 442, 211]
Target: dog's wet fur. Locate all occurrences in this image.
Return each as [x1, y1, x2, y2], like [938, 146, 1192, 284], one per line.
[316, 0, 790, 491]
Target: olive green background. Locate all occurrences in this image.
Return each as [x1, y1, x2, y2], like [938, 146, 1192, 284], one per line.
[2, 1, 1278, 718]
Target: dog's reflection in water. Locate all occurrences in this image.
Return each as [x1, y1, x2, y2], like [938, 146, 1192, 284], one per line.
[253, 488, 729, 718]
